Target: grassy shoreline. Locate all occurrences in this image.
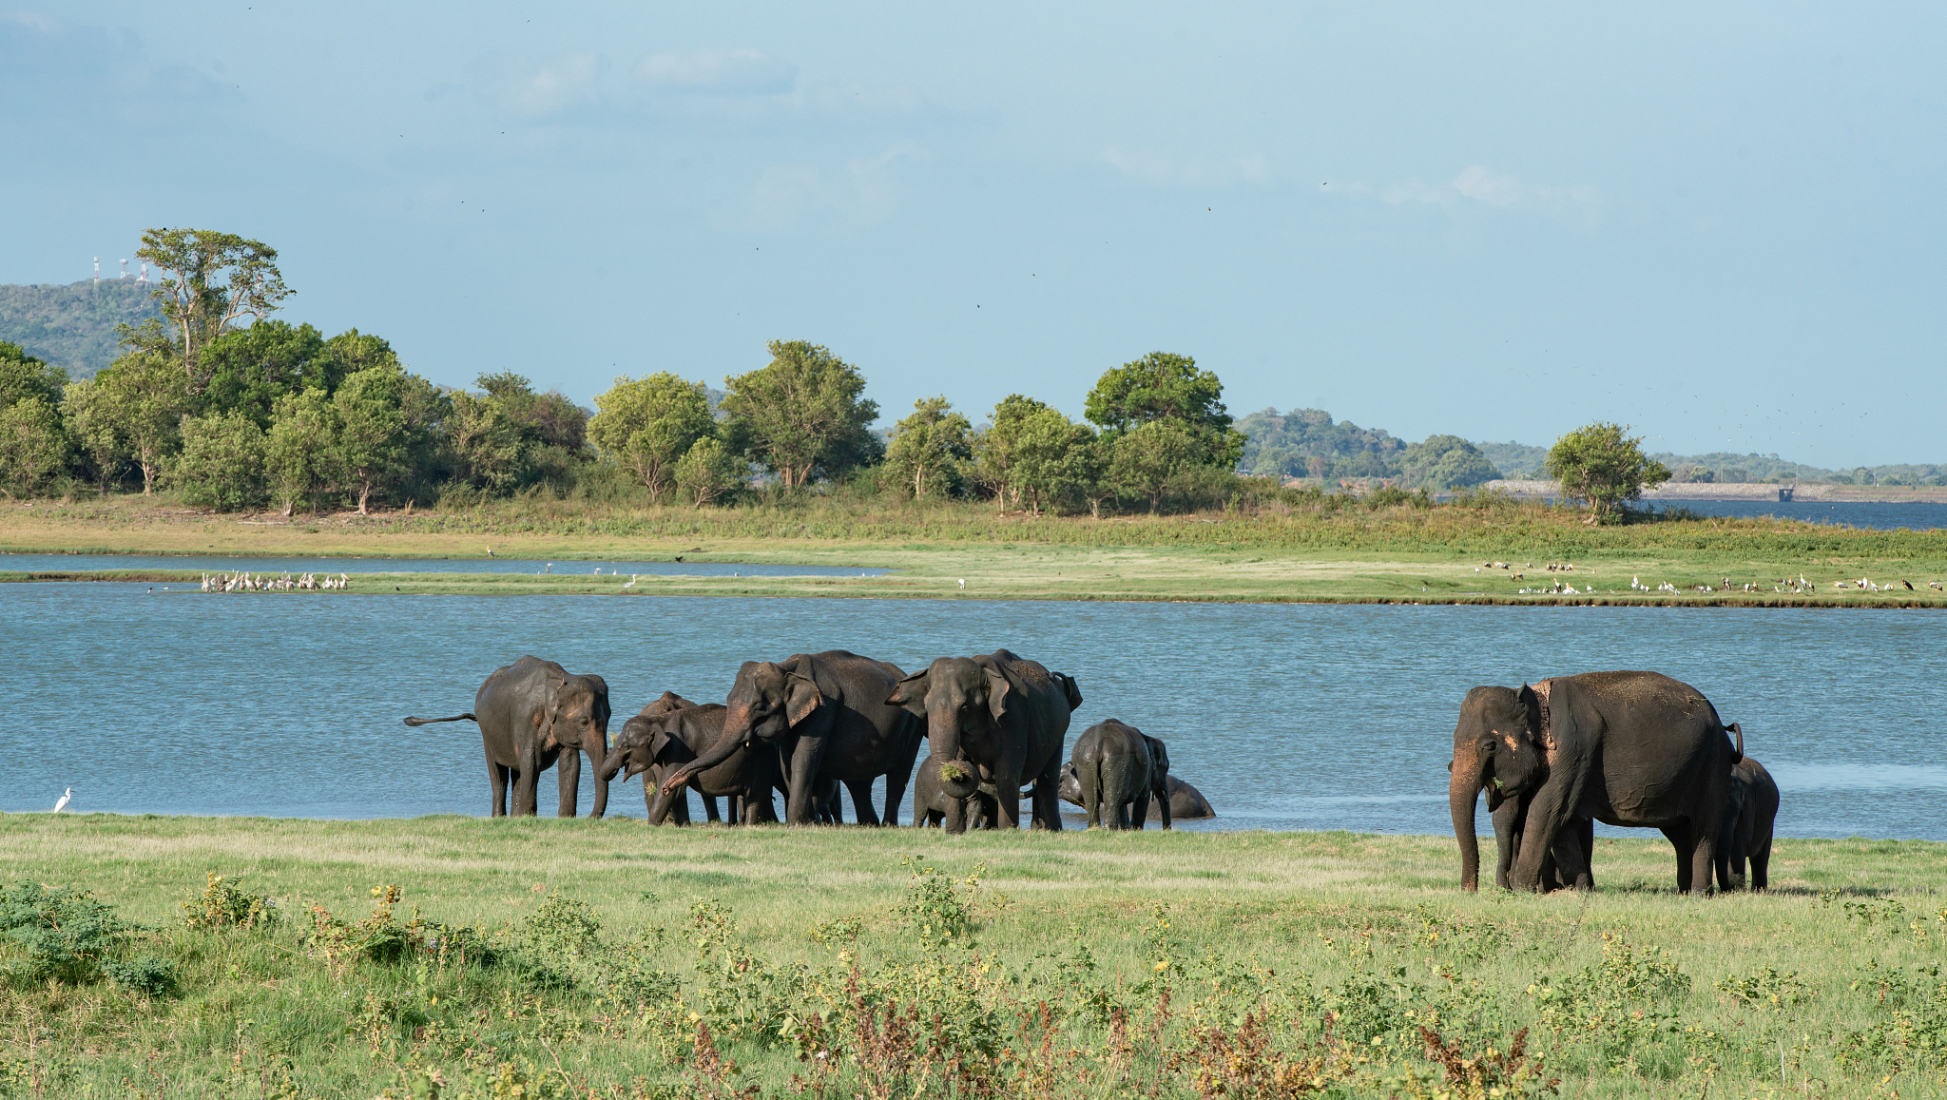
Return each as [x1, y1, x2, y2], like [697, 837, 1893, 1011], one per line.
[2, 814, 1944, 1097]
[5, 494, 1947, 607]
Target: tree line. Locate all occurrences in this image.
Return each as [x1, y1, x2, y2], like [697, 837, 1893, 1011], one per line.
[0, 227, 1668, 519]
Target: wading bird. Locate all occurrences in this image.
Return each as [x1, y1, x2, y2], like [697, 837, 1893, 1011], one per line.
[53, 787, 72, 813]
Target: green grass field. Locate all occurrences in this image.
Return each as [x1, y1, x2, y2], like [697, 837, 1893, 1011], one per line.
[5, 493, 1947, 605]
[3, 814, 1944, 1098]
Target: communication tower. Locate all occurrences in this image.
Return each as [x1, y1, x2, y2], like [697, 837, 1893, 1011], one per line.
[120, 259, 128, 279]
[93, 257, 99, 285]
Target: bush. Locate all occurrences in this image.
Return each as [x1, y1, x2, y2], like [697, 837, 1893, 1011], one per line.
[182, 872, 277, 930]
[0, 395, 71, 498]
[0, 881, 131, 986]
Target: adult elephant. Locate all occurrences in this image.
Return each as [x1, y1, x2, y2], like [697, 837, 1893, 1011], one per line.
[1448, 670, 1741, 895]
[889, 649, 1081, 833]
[601, 693, 780, 824]
[405, 656, 611, 818]
[661, 650, 922, 826]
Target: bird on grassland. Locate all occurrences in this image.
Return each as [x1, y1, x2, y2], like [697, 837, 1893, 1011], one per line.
[958, 579, 966, 590]
[623, 575, 638, 589]
[53, 787, 72, 813]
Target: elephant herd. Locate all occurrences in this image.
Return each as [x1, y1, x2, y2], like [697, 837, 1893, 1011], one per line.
[404, 651, 1216, 835]
[1449, 669, 1780, 897]
[405, 657, 1777, 895]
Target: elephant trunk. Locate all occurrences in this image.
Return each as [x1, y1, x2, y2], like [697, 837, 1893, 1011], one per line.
[928, 709, 980, 799]
[598, 748, 631, 783]
[587, 730, 610, 819]
[1450, 752, 1485, 892]
[663, 715, 746, 794]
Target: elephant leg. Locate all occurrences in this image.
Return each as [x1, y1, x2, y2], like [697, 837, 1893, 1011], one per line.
[922, 808, 941, 828]
[1751, 839, 1771, 892]
[1574, 818, 1595, 890]
[1131, 791, 1149, 830]
[881, 761, 912, 828]
[1548, 820, 1592, 892]
[487, 752, 509, 818]
[1660, 825, 1696, 894]
[557, 748, 581, 817]
[1511, 780, 1578, 892]
[942, 795, 969, 835]
[846, 779, 881, 827]
[702, 794, 721, 823]
[671, 791, 693, 825]
[1491, 799, 1521, 890]
[1032, 766, 1064, 832]
[1080, 764, 1103, 830]
[514, 747, 542, 816]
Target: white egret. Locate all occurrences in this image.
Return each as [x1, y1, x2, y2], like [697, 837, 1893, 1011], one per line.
[53, 787, 72, 813]
[958, 579, 966, 590]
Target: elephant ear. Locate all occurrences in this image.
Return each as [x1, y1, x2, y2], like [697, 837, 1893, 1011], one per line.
[584, 674, 612, 733]
[537, 664, 570, 750]
[785, 673, 824, 728]
[1516, 683, 1545, 746]
[1145, 735, 1170, 776]
[983, 665, 1013, 724]
[1053, 671, 1083, 711]
[887, 670, 929, 717]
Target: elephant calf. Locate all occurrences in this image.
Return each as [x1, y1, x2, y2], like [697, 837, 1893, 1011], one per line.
[913, 751, 1001, 829]
[1716, 755, 1779, 892]
[1162, 774, 1215, 821]
[601, 693, 780, 825]
[1070, 719, 1171, 830]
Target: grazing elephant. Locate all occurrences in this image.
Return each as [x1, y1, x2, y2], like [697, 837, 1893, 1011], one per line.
[602, 694, 781, 825]
[891, 650, 1081, 833]
[1716, 755, 1779, 892]
[405, 656, 612, 818]
[1449, 670, 1742, 895]
[662, 651, 923, 826]
[913, 752, 1001, 829]
[1163, 775, 1215, 821]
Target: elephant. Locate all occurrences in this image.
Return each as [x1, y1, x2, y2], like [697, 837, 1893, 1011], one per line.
[1716, 755, 1779, 892]
[1061, 759, 1212, 825]
[1162, 775, 1215, 821]
[601, 693, 780, 825]
[661, 651, 923, 826]
[1448, 670, 1742, 896]
[1069, 720, 1161, 830]
[405, 655, 611, 818]
[913, 751, 1001, 829]
[1127, 733, 1173, 830]
[1490, 796, 1593, 892]
[890, 649, 1081, 833]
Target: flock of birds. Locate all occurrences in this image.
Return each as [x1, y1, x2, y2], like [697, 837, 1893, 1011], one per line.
[199, 571, 352, 592]
[1472, 560, 1941, 598]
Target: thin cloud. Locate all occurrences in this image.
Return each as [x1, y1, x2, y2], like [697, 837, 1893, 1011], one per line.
[1375, 165, 1604, 213]
[464, 52, 607, 118]
[632, 49, 796, 96]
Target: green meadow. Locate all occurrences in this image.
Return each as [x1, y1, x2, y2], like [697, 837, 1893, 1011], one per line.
[3, 814, 1944, 1098]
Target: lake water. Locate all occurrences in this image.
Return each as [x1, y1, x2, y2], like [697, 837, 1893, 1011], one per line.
[3, 582, 1941, 842]
[1637, 500, 1946, 530]
[0, 553, 884, 578]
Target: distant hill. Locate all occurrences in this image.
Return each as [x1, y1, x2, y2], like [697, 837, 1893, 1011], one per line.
[0, 279, 163, 379]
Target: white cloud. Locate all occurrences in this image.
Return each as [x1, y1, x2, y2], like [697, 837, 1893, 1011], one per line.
[465, 52, 607, 117]
[1361, 166, 1604, 220]
[1452, 165, 1524, 206]
[1100, 147, 1273, 189]
[632, 49, 795, 95]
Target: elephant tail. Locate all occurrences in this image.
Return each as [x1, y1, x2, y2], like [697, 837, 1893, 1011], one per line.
[403, 712, 477, 727]
[1729, 722, 1743, 764]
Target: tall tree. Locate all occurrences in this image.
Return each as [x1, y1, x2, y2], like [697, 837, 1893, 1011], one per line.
[332, 366, 421, 515]
[1545, 422, 1671, 522]
[1400, 434, 1500, 490]
[673, 437, 746, 507]
[173, 410, 269, 512]
[198, 320, 332, 427]
[445, 390, 528, 493]
[266, 388, 341, 515]
[974, 395, 1096, 514]
[133, 228, 292, 391]
[721, 341, 880, 488]
[587, 373, 717, 502]
[1109, 420, 1201, 512]
[88, 350, 193, 493]
[1084, 351, 1245, 468]
[885, 396, 973, 499]
[62, 379, 126, 492]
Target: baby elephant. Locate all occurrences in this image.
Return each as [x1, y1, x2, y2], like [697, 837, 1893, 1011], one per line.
[913, 751, 1001, 829]
[1070, 719, 1172, 830]
[1717, 755, 1780, 892]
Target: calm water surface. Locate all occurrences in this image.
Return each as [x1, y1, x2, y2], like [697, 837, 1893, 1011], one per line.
[0, 553, 883, 577]
[1638, 500, 1945, 530]
[2, 585, 1940, 839]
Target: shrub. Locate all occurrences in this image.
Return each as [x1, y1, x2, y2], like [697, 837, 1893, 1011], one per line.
[174, 409, 269, 511]
[182, 872, 277, 930]
[0, 881, 130, 986]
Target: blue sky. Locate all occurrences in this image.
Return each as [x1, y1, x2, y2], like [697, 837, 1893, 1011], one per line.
[3, 2, 1940, 465]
